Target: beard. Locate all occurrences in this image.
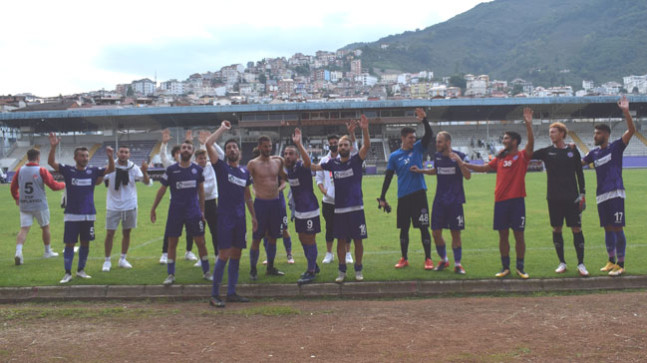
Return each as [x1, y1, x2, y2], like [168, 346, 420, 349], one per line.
[227, 152, 239, 162]
[261, 149, 271, 157]
[181, 152, 192, 162]
[339, 149, 350, 158]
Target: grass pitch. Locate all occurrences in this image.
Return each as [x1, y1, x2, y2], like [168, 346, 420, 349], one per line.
[1, 169, 645, 286]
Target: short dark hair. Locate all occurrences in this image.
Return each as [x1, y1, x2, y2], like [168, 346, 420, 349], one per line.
[118, 146, 130, 151]
[327, 134, 339, 142]
[594, 124, 611, 134]
[401, 127, 416, 137]
[171, 145, 181, 157]
[182, 140, 193, 147]
[74, 147, 89, 157]
[505, 131, 521, 146]
[224, 138, 239, 149]
[437, 131, 451, 142]
[258, 135, 271, 145]
[27, 148, 40, 161]
[194, 149, 206, 157]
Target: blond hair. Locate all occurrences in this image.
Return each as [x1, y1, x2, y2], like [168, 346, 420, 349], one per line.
[549, 122, 568, 138]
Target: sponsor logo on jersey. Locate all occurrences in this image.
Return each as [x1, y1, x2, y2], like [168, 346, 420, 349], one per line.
[288, 178, 300, 187]
[71, 178, 92, 186]
[334, 168, 354, 179]
[594, 153, 612, 167]
[228, 174, 247, 187]
[437, 167, 457, 175]
[175, 180, 197, 189]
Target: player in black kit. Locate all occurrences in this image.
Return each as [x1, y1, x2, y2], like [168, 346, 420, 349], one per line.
[533, 122, 588, 276]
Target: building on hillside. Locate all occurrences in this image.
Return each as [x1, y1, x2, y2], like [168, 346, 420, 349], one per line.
[350, 59, 362, 76]
[131, 79, 156, 96]
[623, 75, 647, 94]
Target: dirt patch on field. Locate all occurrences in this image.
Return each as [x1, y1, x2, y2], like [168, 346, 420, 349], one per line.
[1, 292, 646, 362]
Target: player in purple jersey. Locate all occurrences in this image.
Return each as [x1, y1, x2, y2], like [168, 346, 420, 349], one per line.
[205, 121, 255, 307]
[48, 132, 115, 284]
[582, 96, 635, 276]
[284, 128, 320, 285]
[313, 115, 371, 283]
[247, 136, 288, 280]
[410, 131, 471, 274]
[150, 140, 212, 286]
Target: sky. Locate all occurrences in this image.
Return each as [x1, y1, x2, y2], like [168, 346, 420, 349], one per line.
[0, 0, 491, 97]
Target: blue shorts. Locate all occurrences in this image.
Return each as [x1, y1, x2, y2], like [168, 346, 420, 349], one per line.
[431, 200, 465, 230]
[333, 210, 367, 240]
[217, 213, 247, 249]
[493, 198, 526, 231]
[295, 214, 321, 234]
[165, 212, 205, 238]
[597, 197, 625, 227]
[279, 193, 288, 231]
[64, 221, 95, 244]
[253, 197, 282, 240]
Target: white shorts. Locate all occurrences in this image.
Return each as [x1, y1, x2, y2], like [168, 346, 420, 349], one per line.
[106, 209, 138, 230]
[20, 209, 50, 228]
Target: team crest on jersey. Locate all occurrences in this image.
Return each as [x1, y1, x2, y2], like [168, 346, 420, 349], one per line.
[86, 169, 92, 174]
[191, 168, 197, 174]
[567, 152, 574, 158]
[513, 155, 519, 161]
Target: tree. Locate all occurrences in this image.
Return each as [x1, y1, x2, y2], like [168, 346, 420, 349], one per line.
[511, 84, 524, 96]
[259, 73, 267, 84]
[448, 74, 466, 91]
[126, 86, 134, 97]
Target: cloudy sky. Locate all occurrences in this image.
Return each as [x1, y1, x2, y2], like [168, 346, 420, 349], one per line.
[1, 0, 491, 97]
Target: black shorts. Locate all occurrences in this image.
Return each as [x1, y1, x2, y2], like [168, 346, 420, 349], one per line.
[322, 201, 335, 242]
[547, 199, 581, 228]
[397, 190, 430, 229]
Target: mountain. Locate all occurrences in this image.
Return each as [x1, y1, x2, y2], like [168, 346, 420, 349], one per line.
[345, 0, 647, 87]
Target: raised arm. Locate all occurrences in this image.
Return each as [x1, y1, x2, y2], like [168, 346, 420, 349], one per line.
[618, 95, 636, 145]
[292, 128, 311, 169]
[140, 160, 151, 185]
[160, 129, 171, 167]
[104, 146, 115, 175]
[47, 132, 61, 172]
[205, 121, 231, 163]
[358, 115, 370, 160]
[417, 108, 434, 151]
[523, 107, 534, 158]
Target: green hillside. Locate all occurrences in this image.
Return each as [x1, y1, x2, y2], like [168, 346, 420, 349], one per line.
[346, 0, 647, 87]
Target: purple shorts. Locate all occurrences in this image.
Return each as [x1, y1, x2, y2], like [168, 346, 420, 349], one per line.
[493, 198, 526, 231]
[333, 210, 367, 240]
[217, 213, 247, 249]
[165, 212, 205, 238]
[64, 221, 95, 244]
[597, 197, 625, 227]
[431, 200, 465, 231]
[253, 197, 282, 240]
[295, 215, 321, 234]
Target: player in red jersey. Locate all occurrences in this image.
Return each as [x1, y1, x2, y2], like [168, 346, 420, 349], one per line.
[464, 108, 534, 279]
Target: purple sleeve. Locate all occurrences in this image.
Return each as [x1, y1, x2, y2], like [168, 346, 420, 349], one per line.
[582, 151, 592, 164]
[159, 167, 170, 187]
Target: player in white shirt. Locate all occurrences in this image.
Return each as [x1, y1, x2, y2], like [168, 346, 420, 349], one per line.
[101, 146, 152, 271]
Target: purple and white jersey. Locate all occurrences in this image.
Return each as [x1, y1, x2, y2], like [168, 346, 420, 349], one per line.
[160, 162, 204, 219]
[287, 160, 319, 218]
[59, 164, 105, 218]
[320, 154, 363, 214]
[582, 138, 627, 204]
[212, 159, 251, 218]
[433, 150, 468, 205]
